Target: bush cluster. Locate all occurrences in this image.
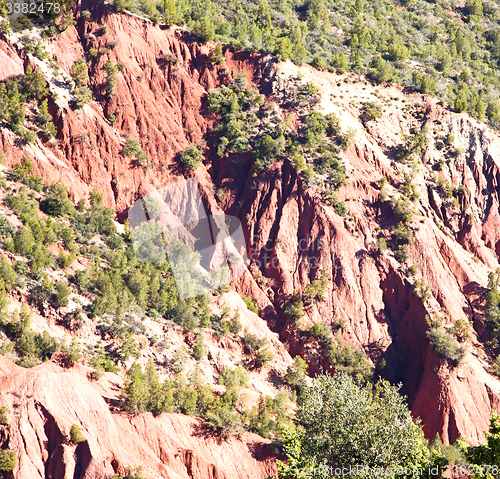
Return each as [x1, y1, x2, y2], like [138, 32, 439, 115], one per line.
[426, 314, 465, 366]
[123, 139, 149, 167]
[121, 360, 292, 440]
[179, 144, 204, 169]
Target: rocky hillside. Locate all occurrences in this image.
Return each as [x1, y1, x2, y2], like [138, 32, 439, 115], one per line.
[0, 1, 499, 477]
[0, 356, 278, 478]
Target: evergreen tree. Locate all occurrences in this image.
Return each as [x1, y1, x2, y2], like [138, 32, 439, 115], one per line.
[256, 0, 272, 29]
[25, 65, 48, 100]
[163, 0, 177, 26]
[192, 17, 215, 43]
[36, 99, 56, 139]
[70, 59, 89, 88]
[275, 37, 292, 61]
[370, 55, 391, 83]
[123, 363, 148, 413]
[0, 257, 16, 291]
[113, 0, 127, 12]
[486, 270, 500, 336]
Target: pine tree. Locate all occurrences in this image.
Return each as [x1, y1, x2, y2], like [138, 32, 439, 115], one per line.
[486, 271, 500, 336]
[113, 0, 126, 12]
[163, 0, 177, 26]
[256, 0, 271, 29]
[145, 358, 163, 414]
[275, 37, 292, 61]
[370, 55, 391, 83]
[25, 65, 48, 100]
[123, 363, 148, 413]
[209, 44, 224, 65]
[70, 59, 89, 88]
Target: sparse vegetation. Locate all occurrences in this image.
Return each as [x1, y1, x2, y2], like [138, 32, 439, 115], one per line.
[122, 139, 150, 167]
[362, 101, 383, 122]
[426, 314, 465, 366]
[180, 144, 204, 169]
[0, 450, 16, 472]
[285, 355, 308, 391]
[241, 296, 258, 314]
[70, 424, 85, 444]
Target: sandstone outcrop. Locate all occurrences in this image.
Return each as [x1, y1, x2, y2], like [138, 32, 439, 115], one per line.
[0, 356, 278, 479]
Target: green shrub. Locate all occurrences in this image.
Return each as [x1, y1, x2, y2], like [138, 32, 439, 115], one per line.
[191, 17, 216, 43]
[70, 59, 88, 88]
[36, 99, 56, 139]
[400, 173, 419, 202]
[91, 348, 118, 374]
[394, 245, 408, 263]
[391, 198, 413, 224]
[123, 139, 143, 157]
[54, 281, 71, 308]
[227, 311, 242, 335]
[437, 176, 453, 199]
[454, 97, 468, 113]
[192, 333, 206, 361]
[209, 44, 224, 65]
[285, 356, 308, 390]
[393, 222, 414, 246]
[103, 59, 118, 95]
[333, 197, 347, 216]
[493, 356, 500, 377]
[241, 296, 258, 314]
[339, 128, 356, 149]
[112, 466, 145, 479]
[310, 322, 331, 342]
[40, 182, 75, 217]
[164, 54, 179, 65]
[254, 134, 285, 174]
[0, 257, 16, 291]
[14, 225, 35, 256]
[0, 450, 16, 471]
[69, 424, 85, 444]
[29, 244, 54, 273]
[0, 406, 9, 426]
[413, 280, 430, 302]
[325, 340, 372, 382]
[243, 334, 266, 353]
[205, 404, 244, 439]
[377, 237, 387, 253]
[485, 271, 500, 342]
[302, 268, 329, 305]
[218, 366, 250, 388]
[255, 348, 274, 368]
[427, 326, 465, 366]
[283, 298, 304, 325]
[370, 55, 392, 83]
[180, 144, 204, 169]
[362, 101, 383, 121]
[74, 87, 92, 108]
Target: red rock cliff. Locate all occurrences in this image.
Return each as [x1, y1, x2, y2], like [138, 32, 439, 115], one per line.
[0, 0, 500, 456]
